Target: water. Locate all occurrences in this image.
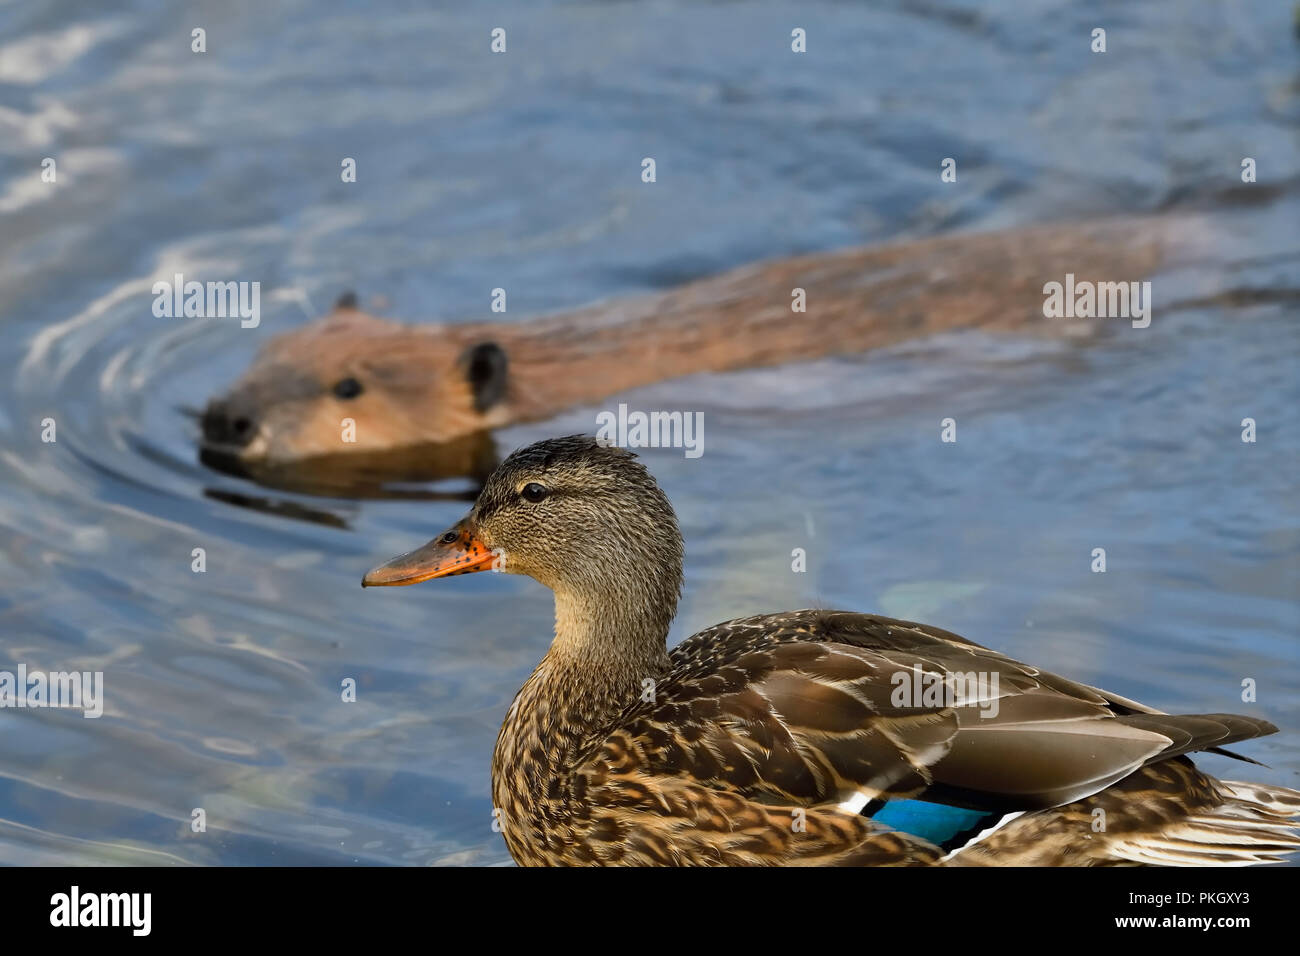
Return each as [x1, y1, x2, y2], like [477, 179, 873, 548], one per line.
[0, 0, 1297, 865]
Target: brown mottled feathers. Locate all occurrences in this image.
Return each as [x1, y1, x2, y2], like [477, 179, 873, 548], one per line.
[438, 437, 1300, 866]
[949, 757, 1300, 866]
[495, 609, 1287, 866]
[601, 611, 1274, 805]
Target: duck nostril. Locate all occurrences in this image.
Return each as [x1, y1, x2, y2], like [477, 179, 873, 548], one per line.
[439, 531, 459, 545]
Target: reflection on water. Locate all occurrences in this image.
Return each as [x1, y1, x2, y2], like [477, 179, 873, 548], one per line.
[0, 0, 1297, 865]
[198, 434, 497, 528]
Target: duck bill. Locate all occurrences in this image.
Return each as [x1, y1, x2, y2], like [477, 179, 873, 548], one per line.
[362, 520, 498, 587]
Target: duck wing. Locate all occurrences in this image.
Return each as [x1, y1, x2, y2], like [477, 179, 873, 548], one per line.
[598, 610, 1276, 813]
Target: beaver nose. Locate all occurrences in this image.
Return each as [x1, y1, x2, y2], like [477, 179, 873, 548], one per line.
[201, 399, 258, 448]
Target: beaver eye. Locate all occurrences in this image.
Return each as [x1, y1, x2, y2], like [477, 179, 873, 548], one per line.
[520, 482, 548, 503]
[333, 377, 364, 400]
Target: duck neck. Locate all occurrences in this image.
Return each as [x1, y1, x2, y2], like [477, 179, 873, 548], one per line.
[551, 582, 675, 675]
[498, 586, 674, 771]
[490, 584, 674, 857]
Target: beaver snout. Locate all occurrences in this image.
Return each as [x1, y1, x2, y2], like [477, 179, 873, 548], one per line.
[202, 397, 259, 449]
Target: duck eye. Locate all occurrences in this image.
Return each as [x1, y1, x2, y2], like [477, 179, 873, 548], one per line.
[521, 482, 548, 503]
[333, 377, 364, 399]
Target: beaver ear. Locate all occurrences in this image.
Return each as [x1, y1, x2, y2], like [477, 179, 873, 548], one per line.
[461, 342, 508, 413]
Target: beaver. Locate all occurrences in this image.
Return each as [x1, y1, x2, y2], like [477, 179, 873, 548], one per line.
[201, 216, 1190, 474]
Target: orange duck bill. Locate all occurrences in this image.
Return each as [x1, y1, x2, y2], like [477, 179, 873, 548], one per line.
[362, 520, 499, 586]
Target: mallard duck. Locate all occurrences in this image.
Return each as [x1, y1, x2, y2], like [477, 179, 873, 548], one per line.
[362, 436, 1300, 866]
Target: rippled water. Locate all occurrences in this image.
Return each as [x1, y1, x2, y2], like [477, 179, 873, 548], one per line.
[0, 1, 1297, 865]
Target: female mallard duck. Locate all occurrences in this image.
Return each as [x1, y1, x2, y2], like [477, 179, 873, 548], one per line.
[363, 436, 1300, 866]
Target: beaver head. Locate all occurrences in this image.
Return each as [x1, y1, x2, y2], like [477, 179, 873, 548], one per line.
[200, 305, 511, 466]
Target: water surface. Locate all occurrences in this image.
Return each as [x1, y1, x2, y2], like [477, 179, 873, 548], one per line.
[0, 0, 1297, 864]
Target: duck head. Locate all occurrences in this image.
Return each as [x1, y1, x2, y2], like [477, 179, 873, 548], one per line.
[363, 436, 684, 639]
